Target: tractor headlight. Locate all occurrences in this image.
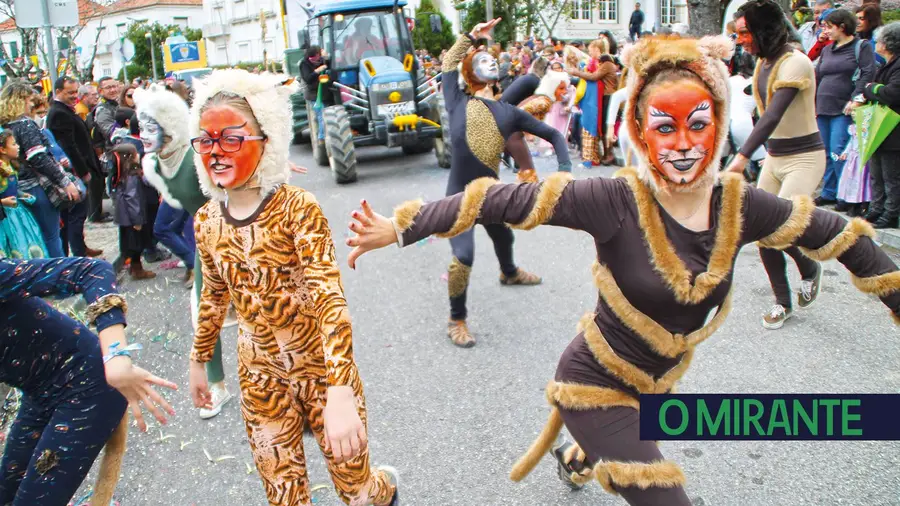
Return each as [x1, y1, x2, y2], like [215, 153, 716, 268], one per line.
[371, 81, 413, 92]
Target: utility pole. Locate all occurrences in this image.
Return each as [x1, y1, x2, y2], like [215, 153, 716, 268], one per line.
[260, 9, 269, 72]
[40, 0, 58, 84]
[146, 32, 158, 80]
[485, 0, 493, 22]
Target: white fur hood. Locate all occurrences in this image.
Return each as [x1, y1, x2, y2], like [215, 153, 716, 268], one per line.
[188, 69, 300, 202]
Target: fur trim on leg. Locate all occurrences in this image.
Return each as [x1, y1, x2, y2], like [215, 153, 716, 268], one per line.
[510, 172, 574, 230]
[447, 257, 472, 298]
[510, 407, 564, 482]
[393, 199, 425, 231]
[547, 381, 641, 411]
[892, 311, 900, 326]
[757, 195, 815, 250]
[435, 178, 499, 239]
[91, 414, 128, 506]
[594, 460, 686, 494]
[621, 170, 745, 304]
[799, 218, 876, 261]
[851, 271, 900, 298]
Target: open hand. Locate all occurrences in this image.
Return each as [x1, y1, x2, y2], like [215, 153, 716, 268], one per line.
[64, 182, 81, 201]
[323, 386, 367, 464]
[470, 18, 502, 40]
[105, 358, 177, 432]
[1, 196, 17, 208]
[346, 199, 398, 270]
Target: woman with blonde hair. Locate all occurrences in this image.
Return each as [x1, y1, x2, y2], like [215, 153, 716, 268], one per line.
[0, 81, 80, 258]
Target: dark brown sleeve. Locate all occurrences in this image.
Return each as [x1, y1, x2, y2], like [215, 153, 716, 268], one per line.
[396, 175, 628, 246]
[745, 186, 900, 316]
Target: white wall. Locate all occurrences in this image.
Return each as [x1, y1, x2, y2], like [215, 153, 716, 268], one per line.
[553, 0, 686, 43]
[203, 0, 288, 67]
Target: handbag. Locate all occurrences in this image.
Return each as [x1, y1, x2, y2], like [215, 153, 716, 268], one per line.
[36, 170, 85, 211]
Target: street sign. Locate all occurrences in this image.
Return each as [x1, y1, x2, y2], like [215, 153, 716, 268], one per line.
[14, 0, 79, 28]
[110, 38, 136, 62]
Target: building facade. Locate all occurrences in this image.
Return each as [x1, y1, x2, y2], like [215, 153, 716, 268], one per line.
[0, 0, 204, 82]
[203, 0, 290, 67]
[552, 0, 688, 42]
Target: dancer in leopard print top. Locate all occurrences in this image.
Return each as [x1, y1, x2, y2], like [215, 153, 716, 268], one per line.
[186, 69, 398, 506]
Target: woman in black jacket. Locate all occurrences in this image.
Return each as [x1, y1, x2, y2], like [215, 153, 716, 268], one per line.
[299, 45, 330, 144]
[862, 21, 900, 228]
[0, 81, 80, 258]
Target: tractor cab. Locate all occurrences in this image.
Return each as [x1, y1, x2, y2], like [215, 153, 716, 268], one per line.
[297, 0, 450, 184]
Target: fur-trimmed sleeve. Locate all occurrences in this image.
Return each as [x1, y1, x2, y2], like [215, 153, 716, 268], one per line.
[771, 52, 814, 92]
[442, 34, 473, 73]
[393, 174, 628, 246]
[744, 186, 900, 320]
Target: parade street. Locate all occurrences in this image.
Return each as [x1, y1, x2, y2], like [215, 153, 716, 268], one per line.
[74, 144, 900, 506]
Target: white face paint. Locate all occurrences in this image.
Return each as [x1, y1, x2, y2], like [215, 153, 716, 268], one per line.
[139, 115, 164, 153]
[473, 52, 499, 82]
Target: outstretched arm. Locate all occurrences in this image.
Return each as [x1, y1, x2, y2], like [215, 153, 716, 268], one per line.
[747, 187, 900, 321]
[346, 175, 628, 268]
[0, 257, 125, 331]
[512, 106, 571, 170]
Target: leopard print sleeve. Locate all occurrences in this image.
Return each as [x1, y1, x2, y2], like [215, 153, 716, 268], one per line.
[292, 190, 359, 387]
[442, 34, 474, 73]
[190, 205, 232, 363]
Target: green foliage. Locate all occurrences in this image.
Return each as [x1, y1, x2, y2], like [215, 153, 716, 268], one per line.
[124, 22, 203, 77]
[116, 63, 151, 82]
[461, 0, 517, 46]
[412, 0, 455, 55]
[884, 9, 900, 24]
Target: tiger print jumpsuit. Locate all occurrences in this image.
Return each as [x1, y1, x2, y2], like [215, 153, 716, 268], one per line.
[189, 184, 394, 506]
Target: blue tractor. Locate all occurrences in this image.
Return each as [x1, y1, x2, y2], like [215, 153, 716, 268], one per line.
[297, 0, 450, 183]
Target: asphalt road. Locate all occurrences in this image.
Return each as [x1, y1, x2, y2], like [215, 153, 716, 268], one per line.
[72, 142, 900, 506]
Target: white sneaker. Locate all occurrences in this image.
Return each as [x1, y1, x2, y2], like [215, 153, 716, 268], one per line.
[177, 260, 185, 268]
[198, 385, 233, 420]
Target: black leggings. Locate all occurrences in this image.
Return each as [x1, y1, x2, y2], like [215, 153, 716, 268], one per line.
[448, 224, 517, 320]
[558, 405, 692, 506]
[759, 246, 819, 308]
[0, 297, 127, 505]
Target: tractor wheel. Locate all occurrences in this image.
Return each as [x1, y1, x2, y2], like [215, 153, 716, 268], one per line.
[432, 94, 452, 169]
[402, 138, 434, 155]
[307, 102, 329, 167]
[323, 105, 358, 184]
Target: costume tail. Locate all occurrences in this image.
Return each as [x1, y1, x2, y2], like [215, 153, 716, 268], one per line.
[509, 406, 563, 482]
[91, 414, 128, 505]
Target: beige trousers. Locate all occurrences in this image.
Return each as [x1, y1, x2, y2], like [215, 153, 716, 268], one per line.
[756, 150, 826, 198]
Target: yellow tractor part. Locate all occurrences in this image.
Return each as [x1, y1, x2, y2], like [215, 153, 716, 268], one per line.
[391, 114, 441, 131]
[403, 54, 414, 72]
[364, 60, 377, 77]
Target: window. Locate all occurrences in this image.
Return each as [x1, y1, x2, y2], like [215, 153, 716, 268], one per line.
[597, 0, 617, 22]
[102, 66, 112, 76]
[571, 0, 591, 21]
[173, 16, 189, 28]
[264, 38, 275, 56]
[116, 23, 126, 37]
[8, 41, 17, 59]
[331, 11, 402, 69]
[659, 0, 675, 25]
[237, 41, 251, 62]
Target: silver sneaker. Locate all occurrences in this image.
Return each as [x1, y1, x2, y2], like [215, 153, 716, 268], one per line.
[762, 304, 793, 330]
[797, 263, 823, 309]
[375, 465, 400, 506]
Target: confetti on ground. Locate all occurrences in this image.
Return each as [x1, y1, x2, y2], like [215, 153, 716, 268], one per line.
[441, 273, 448, 281]
[246, 462, 254, 474]
[180, 441, 193, 451]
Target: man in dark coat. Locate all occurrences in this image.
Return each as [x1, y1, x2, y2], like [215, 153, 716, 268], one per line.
[46, 76, 104, 257]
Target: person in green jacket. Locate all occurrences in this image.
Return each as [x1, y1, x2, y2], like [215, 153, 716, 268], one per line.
[133, 84, 236, 420]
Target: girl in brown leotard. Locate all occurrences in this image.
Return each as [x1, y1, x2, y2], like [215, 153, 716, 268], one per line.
[344, 34, 900, 505]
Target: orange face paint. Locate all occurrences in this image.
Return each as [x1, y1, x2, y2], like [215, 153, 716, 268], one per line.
[554, 81, 567, 102]
[197, 106, 266, 190]
[641, 80, 717, 186]
[735, 17, 756, 55]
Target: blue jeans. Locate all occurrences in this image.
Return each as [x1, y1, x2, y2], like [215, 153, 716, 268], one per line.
[816, 114, 853, 200]
[27, 185, 63, 258]
[153, 201, 195, 269]
[307, 100, 325, 140]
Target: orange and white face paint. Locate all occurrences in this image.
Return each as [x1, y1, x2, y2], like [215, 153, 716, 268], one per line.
[197, 105, 267, 190]
[641, 80, 717, 187]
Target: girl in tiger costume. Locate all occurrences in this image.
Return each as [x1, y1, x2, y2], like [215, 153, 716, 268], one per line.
[186, 69, 399, 506]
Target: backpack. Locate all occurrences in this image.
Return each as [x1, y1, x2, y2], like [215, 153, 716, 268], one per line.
[86, 107, 105, 150]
